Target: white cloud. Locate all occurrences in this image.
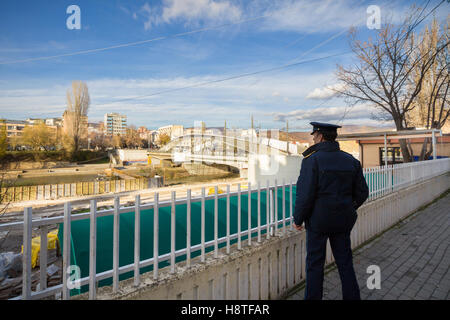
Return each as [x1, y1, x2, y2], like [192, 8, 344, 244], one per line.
[272, 104, 380, 123]
[261, 0, 410, 34]
[138, 0, 242, 31]
[261, 0, 366, 34]
[128, 0, 422, 34]
[162, 0, 242, 23]
[306, 83, 345, 100]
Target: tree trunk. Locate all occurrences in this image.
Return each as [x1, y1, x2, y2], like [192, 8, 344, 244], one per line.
[407, 141, 414, 161]
[425, 144, 433, 160]
[395, 120, 412, 163]
[398, 139, 412, 163]
[419, 138, 429, 161]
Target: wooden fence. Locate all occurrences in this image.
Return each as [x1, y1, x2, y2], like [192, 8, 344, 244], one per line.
[1, 178, 148, 203]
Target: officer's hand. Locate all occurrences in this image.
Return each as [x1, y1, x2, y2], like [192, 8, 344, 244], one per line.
[293, 222, 304, 231]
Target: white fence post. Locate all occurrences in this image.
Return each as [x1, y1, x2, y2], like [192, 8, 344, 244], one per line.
[266, 180, 270, 240]
[113, 197, 120, 293]
[62, 202, 72, 300]
[39, 225, 48, 291]
[226, 185, 231, 254]
[22, 207, 32, 300]
[257, 182, 261, 243]
[201, 187, 205, 262]
[214, 186, 218, 258]
[89, 200, 97, 300]
[248, 182, 252, 246]
[186, 189, 191, 267]
[237, 183, 241, 250]
[153, 192, 159, 280]
[134, 195, 141, 287]
[170, 191, 176, 273]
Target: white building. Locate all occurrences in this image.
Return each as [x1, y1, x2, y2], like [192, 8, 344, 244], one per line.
[104, 113, 127, 136]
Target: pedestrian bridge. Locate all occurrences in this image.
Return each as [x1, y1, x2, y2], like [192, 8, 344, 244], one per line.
[155, 133, 300, 170]
[2, 158, 449, 300]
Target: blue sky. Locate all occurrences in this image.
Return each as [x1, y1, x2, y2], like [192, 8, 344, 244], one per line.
[0, 0, 447, 130]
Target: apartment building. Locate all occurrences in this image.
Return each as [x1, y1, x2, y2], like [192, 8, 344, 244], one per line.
[2, 120, 27, 138]
[104, 113, 127, 136]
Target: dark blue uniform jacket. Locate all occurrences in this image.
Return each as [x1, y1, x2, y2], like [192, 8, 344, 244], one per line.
[293, 141, 369, 234]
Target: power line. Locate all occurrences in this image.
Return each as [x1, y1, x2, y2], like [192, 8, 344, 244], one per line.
[94, 51, 352, 107]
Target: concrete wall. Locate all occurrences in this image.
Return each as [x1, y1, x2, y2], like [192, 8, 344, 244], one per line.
[181, 163, 232, 176]
[77, 171, 449, 300]
[117, 149, 148, 163]
[248, 154, 302, 186]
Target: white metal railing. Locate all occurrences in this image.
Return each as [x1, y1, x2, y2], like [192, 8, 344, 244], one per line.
[0, 158, 449, 300]
[362, 158, 450, 201]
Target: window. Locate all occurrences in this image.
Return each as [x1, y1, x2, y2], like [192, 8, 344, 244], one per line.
[379, 147, 403, 165]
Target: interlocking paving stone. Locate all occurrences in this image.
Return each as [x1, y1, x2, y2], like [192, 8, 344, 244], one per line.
[285, 192, 450, 300]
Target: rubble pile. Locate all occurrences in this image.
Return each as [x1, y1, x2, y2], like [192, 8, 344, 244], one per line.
[0, 250, 62, 300]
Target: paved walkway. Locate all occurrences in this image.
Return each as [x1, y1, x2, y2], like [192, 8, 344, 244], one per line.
[286, 192, 450, 300]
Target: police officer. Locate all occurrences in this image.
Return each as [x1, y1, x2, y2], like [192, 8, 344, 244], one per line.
[293, 122, 369, 300]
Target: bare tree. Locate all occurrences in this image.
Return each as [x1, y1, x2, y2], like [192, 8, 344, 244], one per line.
[407, 18, 449, 160]
[112, 134, 123, 149]
[124, 126, 143, 149]
[0, 169, 15, 216]
[335, 7, 449, 162]
[64, 81, 90, 152]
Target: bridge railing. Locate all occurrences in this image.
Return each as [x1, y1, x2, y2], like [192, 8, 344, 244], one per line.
[0, 158, 449, 300]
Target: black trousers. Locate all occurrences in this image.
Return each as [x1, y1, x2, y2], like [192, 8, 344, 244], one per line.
[304, 229, 361, 300]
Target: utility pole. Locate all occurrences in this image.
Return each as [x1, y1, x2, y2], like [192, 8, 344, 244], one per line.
[286, 120, 289, 155]
[223, 120, 227, 162]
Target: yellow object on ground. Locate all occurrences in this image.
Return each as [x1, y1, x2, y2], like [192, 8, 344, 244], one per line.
[208, 187, 224, 195]
[21, 229, 59, 268]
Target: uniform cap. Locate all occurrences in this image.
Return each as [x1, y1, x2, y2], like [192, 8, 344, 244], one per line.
[310, 122, 342, 135]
